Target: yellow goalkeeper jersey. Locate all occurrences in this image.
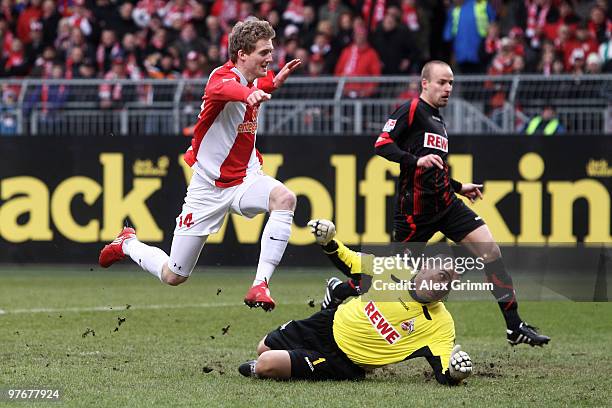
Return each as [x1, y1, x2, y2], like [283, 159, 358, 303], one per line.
[327, 240, 455, 369]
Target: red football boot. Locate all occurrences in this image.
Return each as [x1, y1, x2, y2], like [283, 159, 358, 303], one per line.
[98, 227, 136, 268]
[244, 280, 276, 311]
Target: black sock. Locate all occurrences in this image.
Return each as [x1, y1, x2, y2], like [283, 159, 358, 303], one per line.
[484, 258, 521, 329]
[332, 279, 361, 300]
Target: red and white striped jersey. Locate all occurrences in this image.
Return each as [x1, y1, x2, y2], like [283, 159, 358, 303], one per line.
[184, 60, 275, 188]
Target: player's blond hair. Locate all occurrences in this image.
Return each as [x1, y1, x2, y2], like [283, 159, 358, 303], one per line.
[421, 60, 452, 81]
[229, 19, 276, 63]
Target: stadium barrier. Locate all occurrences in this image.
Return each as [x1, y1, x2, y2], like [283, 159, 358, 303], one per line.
[0, 135, 609, 267]
[0, 74, 610, 136]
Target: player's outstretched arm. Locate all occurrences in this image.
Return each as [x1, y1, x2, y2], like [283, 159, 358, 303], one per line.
[308, 219, 364, 278]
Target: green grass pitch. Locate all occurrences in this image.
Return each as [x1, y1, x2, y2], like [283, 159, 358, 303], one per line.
[1, 266, 611, 407]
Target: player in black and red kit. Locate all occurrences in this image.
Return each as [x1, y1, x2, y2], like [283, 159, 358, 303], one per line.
[323, 61, 549, 347]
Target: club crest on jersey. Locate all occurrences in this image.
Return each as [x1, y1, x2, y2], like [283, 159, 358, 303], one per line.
[382, 119, 397, 132]
[423, 132, 448, 152]
[401, 318, 415, 334]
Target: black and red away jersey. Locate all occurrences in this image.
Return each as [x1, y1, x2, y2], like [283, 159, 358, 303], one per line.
[375, 97, 460, 217]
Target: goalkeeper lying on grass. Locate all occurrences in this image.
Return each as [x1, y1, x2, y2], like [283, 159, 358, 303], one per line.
[238, 219, 473, 384]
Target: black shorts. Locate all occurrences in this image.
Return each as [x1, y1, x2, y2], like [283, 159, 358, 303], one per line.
[393, 199, 485, 243]
[263, 309, 365, 381]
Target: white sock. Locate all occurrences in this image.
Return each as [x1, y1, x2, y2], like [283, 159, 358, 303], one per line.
[123, 238, 168, 281]
[254, 210, 293, 286]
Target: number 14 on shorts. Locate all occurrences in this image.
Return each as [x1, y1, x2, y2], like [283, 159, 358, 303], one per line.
[178, 213, 194, 228]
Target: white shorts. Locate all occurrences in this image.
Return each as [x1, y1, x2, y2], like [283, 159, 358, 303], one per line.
[174, 171, 282, 236]
[167, 171, 282, 277]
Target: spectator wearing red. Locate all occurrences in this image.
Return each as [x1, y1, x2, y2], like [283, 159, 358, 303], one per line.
[17, 0, 42, 44]
[554, 24, 580, 69]
[518, 0, 553, 49]
[283, 0, 305, 26]
[542, 0, 580, 41]
[488, 37, 517, 75]
[401, 0, 420, 32]
[210, 0, 240, 30]
[162, 0, 199, 28]
[360, 0, 389, 32]
[574, 22, 600, 56]
[334, 20, 382, 98]
[1, 37, 28, 76]
[66, 0, 92, 37]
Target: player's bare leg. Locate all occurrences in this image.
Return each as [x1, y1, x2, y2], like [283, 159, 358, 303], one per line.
[461, 224, 550, 346]
[244, 184, 296, 311]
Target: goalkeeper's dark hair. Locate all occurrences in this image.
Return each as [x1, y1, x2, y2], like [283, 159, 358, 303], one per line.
[229, 19, 276, 63]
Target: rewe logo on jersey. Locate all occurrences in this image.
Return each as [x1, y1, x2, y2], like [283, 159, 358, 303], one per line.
[364, 301, 401, 344]
[423, 132, 448, 152]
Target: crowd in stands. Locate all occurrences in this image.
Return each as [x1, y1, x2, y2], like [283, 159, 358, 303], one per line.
[0, 0, 610, 84]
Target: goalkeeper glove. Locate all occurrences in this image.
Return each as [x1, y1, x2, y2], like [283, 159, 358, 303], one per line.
[307, 219, 336, 245]
[448, 344, 473, 381]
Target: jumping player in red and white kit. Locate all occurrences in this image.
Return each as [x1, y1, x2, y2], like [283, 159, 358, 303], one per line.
[98, 19, 302, 311]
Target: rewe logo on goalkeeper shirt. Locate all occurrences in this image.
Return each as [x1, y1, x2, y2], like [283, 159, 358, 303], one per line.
[364, 301, 401, 344]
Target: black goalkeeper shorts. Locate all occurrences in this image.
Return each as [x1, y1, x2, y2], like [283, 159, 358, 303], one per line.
[393, 199, 485, 243]
[263, 309, 365, 381]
